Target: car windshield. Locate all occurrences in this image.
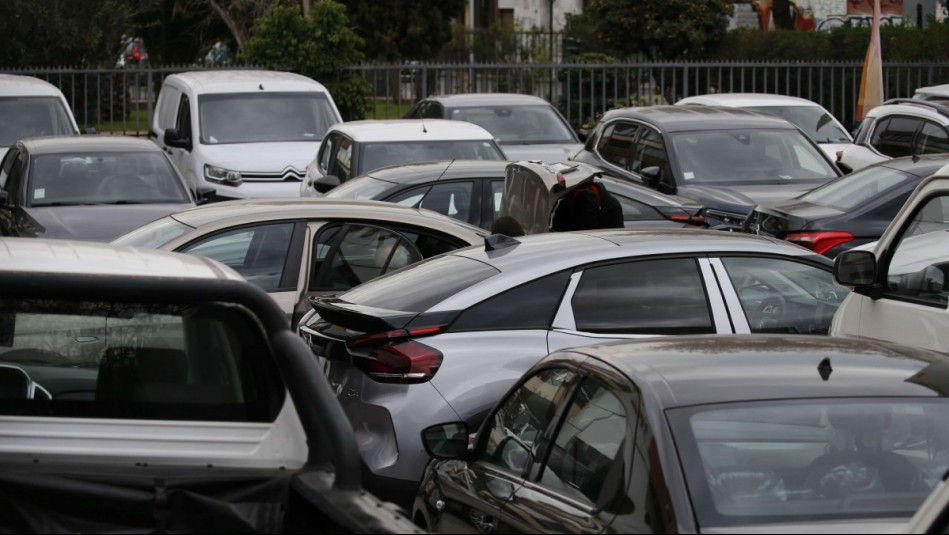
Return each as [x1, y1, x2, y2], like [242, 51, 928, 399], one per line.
[672, 129, 839, 186]
[198, 92, 338, 144]
[29, 151, 192, 207]
[447, 105, 577, 144]
[111, 215, 193, 248]
[0, 97, 76, 146]
[799, 165, 919, 211]
[359, 141, 504, 175]
[749, 105, 853, 143]
[667, 398, 949, 528]
[323, 176, 392, 200]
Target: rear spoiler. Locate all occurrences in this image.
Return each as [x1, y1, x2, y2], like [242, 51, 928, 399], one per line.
[307, 297, 419, 335]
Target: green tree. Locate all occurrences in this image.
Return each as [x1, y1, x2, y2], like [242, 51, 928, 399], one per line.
[0, 0, 133, 67]
[337, 0, 465, 61]
[580, 0, 734, 60]
[241, 2, 369, 121]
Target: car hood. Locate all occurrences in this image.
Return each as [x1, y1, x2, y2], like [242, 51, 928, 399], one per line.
[196, 141, 319, 173]
[16, 204, 194, 242]
[499, 143, 584, 164]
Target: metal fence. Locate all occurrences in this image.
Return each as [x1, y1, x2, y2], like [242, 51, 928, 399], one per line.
[5, 60, 949, 136]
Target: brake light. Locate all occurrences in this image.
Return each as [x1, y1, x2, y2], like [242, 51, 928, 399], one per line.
[348, 326, 443, 347]
[367, 340, 443, 384]
[786, 231, 854, 256]
[669, 214, 707, 226]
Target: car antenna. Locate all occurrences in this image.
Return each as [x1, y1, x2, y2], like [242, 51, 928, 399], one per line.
[416, 160, 454, 209]
[421, 117, 427, 134]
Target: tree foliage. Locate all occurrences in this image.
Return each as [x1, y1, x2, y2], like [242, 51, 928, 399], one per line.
[336, 0, 465, 61]
[570, 0, 734, 60]
[241, 2, 369, 121]
[0, 0, 133, 67]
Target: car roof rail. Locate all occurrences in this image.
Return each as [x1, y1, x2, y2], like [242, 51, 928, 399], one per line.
[881, 98, 949, 118]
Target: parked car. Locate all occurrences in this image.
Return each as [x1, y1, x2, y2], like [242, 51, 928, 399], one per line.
[571, 105, 842, 229]
[907, 462, 949, 533]
[675, 92, 854, 160]
[299, 228, 848, 507]
[324, 160, 705, 231]
[837, 98, 949, 173]
[414, 334, 949, 533]
[832, 164, 949, 352]
[913, 82, 949, 104]
[0, 74, 80, 160]
[403, 93, 583, 163]
[742, 153, 949, 257]
[0, 237, 419, 533]
[299, 119, 506, 197]
[150, 70, 343, 200]
[111, 197, 487, 328]
[0, 136, 201, 242]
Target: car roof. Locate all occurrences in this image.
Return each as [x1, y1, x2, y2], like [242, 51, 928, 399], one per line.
[166, 197, 488, 240]
[328, 119, 496, 142]
[164, 70, 331, 94]
[600, 105, 799, 133]
[676, 93, 823, 107]
[865, 98, 949, 121]
[363, 159, 509, 185]
[420, 93, 555, 107]
[0, 74, 65, 97]
[0, 237, 243, 280]
[19, 135, 161, 154]
[872, 153, 949, 174]
[561, 334, 949, 407]
[914, 83, 949, 98]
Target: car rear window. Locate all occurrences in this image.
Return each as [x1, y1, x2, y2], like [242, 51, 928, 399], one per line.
[799, 165, 920, 211]
[323, 176, 393, 200]
[338, 254, 497, 312]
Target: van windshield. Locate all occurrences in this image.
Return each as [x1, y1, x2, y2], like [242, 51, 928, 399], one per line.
[0, 97, 77, 146]
[198, 92, 339, 145]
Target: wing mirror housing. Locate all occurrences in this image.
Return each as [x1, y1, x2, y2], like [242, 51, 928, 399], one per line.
[164, 128, 192, 151]
[195, 185, 217, 205]
[834, 250, 882, 299]
[641, 166, 676, 195]
[0, 191, 8, 207]
[314, 174, 341, 194]
[421, 422, 470, 460]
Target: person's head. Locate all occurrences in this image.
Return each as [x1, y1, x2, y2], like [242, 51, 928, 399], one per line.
[570, 186, 602, 230]
[490, 215, 525, 237]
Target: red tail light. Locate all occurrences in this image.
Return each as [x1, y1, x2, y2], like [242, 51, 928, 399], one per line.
[669, 214, 707, 226]
[786, 231, 854, 256]
[367, 340, 443, 384]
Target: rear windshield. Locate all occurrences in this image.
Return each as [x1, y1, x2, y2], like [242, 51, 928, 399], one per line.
[799, 164, 920, 211]
[338, 254, 497, 312]
[359, 141, 505, 175]
[111, 215, 192, 248]
[749, 105, 852, 144]
[448, 104, 577, 145]
[0, 96, 76, 145]
[323, 176, 393, 200]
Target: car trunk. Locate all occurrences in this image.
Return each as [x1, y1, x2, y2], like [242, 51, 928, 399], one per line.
[499, 161, 601, 234]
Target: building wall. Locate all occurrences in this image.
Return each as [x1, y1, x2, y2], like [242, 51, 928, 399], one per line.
[509, 0, 583, 32]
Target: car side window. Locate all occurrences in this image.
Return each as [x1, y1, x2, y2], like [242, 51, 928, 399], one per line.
[424, 103, 444, 119]
[629, 127, 668, 178]
[317, 133, 337, 174]
[870, 116, 920, 158]
[885, 195, 949, 307]
[0, 148, 17, 189]
[1, 150, 25, 194]
[175, 94, 192, 140]
[478, 367, 576, 474]
[180, 222, 296, 291]
[597, 122, 638, 170]
[451, 271, 572, 331]
[720, 257, 845, 334]
[540, 377, 627, 506]
[573, 259, 714, 334]
[329, 136, 353, 182]
[918, 122, 949, 155]
[418, 182, 474, 222]
[310, 224, 421, 290]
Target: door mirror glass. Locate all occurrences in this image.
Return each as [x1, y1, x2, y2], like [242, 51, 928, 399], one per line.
[422, 422, 469, 459]
[164, 128, 191, 151]
[314, 174, 341, 194]
[834, 250, 876, 287]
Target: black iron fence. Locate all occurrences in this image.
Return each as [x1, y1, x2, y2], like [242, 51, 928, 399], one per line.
[4, 60, 949, 136]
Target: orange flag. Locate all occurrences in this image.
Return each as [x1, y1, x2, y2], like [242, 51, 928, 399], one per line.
[856, 0, 884, 122]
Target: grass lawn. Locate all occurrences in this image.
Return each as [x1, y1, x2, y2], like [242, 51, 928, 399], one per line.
[366, 98, 412, 119]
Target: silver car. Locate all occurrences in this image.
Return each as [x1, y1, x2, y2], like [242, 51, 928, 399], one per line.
[299, 228, 848, 507]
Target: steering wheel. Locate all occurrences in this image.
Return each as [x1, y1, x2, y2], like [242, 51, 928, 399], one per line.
[803, 450, 920, 499]
[752, 294, 787, 330]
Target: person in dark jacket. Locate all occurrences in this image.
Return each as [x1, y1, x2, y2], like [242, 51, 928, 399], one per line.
[551, 180, 624, 231]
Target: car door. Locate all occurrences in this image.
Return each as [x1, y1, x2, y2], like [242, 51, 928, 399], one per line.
[547, 256, 732, 351]
[500, 371, 633, 533]
[426, 366, 578, 534]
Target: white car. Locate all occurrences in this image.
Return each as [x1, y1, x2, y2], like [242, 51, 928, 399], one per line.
[0, 74, 80, 161]
[675, 92, 853, 161]
[299, 119, 506, 197]
[914, 82, 949, 104]
[837, 98, 949, 173]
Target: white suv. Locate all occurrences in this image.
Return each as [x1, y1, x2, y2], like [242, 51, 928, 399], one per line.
[299, 119, 507, 196]
[837, 98, 949, 172]
[150, 70, 343, 200]
[0, 74, 80, 160]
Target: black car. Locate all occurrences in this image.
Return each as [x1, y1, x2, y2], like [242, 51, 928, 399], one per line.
[743, 154, 949, 257]
[414, 334, 949, 533]
[324, 159, 704, 230]
[0, 136, 205, 241]
[571, 105, 843, 229]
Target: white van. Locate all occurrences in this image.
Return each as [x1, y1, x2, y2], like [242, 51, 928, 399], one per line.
[832, 163, 949, 351]
[150, 70, 343, 200]
[0, 74, 80, 160]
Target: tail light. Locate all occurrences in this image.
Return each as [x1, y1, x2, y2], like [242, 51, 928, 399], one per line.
[349, 327, 443, 384]
[786, 231, 854, 256]
[669, 213, 707, 227]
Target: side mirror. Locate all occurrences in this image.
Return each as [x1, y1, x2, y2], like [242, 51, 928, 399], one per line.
[837, 161, 853, 175]
[577, 128, 588, 143]
[0, 191, 8, 207]
[164, 128, 192, 151]
[314, 174, 341, 194]
[834, 250, 880, 297]
[641, 166, 676, 195]
[195, 185, 217, 205]
[421, 422, 469, 459]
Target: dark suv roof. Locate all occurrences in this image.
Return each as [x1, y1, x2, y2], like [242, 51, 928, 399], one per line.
[600, 105, 801, 133]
